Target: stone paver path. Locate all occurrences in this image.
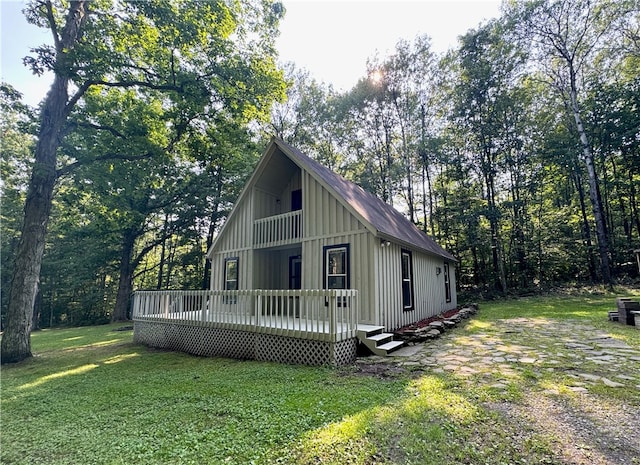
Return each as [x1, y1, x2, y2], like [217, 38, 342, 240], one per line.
[390, 317, 640, 391]
[362, 317, 640, 465]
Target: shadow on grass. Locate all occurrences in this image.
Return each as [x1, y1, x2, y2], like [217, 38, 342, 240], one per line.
[3, 292, 639, 465]
[2, 325, 407, 465]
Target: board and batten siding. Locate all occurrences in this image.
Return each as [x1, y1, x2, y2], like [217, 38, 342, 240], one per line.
[211, 192, 253, 254]
[208, 152, 457, 331]
[209, 188, 254, 290]
[209, 249, 253, 292]
[302, 172, 364, 237]
[376, 242, 457, 331]
[301, 171, 376, 324]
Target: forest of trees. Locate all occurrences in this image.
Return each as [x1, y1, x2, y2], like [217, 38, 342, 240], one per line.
[1, 0, 639, 360]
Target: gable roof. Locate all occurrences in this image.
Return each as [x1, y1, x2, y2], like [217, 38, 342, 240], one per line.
[207, 137, 456, 262]
[274, 138, 456, 262]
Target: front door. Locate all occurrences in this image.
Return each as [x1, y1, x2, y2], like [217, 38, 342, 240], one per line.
[289, 255, 302, 289]
[289, 255, 302, 317]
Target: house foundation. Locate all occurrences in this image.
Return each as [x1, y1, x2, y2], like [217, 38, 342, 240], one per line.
[134, 320, 358, 366]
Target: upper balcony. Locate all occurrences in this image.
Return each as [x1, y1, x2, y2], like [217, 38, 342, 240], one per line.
[253, 210, 303, 248]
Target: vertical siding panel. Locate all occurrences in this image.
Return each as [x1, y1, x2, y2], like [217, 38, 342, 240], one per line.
[315, 176, 321, 236]
[372, 238, 380, 326]
[211, 153, 456, 331]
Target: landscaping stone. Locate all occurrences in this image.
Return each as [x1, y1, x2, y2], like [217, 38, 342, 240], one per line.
[569, 386, 589, 393]
[577, 373, 602, 382]
[602, 378, 625, 388]
[382, 316, 640, 398]
[428, 321, 445, 332]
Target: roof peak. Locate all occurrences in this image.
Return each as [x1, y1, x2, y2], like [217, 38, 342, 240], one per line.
[272, 138, 456, 261]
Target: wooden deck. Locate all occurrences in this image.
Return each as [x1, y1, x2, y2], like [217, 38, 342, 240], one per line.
[132, 289, 359, 342]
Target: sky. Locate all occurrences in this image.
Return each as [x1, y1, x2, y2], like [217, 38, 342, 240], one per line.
[1, 0, 501, 107]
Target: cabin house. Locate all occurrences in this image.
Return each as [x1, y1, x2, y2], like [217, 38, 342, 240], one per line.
[133, 138, 457, 365]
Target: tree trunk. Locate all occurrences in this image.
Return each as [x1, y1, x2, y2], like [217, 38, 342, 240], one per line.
[1, 81, 69, 363]
[611, 156, 632, 246]
[1, 1, 88, 364]
[569, 86, 612, 284]
[483, 149, 507, 294]
[112, 230, 136, 322]
[202, 172, 224, 290]
[157, 214, 169, 289]
[574, 171, 598, 283]
[629, 168, 640, 240]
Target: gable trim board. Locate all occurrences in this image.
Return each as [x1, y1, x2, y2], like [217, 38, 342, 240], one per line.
[207, 137, 457, 330]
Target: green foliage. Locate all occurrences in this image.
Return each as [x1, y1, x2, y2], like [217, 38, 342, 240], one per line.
[278, 0, 640, 293]
[0, 84, 36, 325]
[5, 0, 639, 330]
[3, 0, 286, 327]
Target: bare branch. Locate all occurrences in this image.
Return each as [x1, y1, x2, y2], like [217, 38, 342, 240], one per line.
[56, 151, 155, 177]
[42, 0, 62, 52]
[88, 79, 184, 93]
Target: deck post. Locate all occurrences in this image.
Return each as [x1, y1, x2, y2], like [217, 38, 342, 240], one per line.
[255, 290, 261, 331]
[329, 291, 337, 342]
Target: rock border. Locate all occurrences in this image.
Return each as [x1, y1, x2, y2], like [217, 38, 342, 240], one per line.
[394, 303, 479, 344]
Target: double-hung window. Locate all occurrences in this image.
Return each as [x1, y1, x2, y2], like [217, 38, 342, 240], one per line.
[401, 249, 414, 310]
[323, 244, 350, 306]
[324, 245, 349, 290]
[224, 257, 238, 303]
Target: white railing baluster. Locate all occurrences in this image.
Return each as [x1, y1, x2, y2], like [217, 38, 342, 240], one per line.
[131, 288, 358, 342]
[252, 210, 303, 248]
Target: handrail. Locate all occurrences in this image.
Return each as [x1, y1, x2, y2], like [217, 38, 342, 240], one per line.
[131, 288, 358, 342]
[253, 210, 302, 248]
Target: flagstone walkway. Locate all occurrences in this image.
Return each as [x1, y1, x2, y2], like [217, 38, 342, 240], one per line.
[360, 317, 640, 465]
[391, 317, 640, 391]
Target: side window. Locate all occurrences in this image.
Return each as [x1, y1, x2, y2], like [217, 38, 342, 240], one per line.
[401, 249, 414, 310]
[444, 262, 451, 303]
[323, 244, 350, 290]
[224, 258, 238, 291]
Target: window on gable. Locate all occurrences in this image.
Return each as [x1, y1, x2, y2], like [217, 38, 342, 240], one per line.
[444, 262, 452, 303]
[401, 249, 414, 310]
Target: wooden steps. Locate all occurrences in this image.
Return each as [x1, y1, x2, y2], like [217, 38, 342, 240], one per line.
[356, 325, 404, 356]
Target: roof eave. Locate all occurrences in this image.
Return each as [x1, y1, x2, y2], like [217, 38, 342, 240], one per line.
[376, 231, 458, 262]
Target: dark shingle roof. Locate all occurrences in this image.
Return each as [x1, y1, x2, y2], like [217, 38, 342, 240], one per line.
[275, 138, 456, 262]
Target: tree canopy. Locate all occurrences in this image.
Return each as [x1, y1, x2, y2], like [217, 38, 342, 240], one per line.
[2, 0, 639, 363]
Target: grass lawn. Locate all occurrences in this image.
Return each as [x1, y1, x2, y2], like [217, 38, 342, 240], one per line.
[2, 287, 639, 464]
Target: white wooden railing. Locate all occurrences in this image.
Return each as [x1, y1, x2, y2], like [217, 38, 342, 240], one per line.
[253, 210, 302, 248]
[131, 289, 358, 342]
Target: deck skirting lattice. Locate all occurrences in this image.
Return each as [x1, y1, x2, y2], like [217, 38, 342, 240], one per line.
[134, 320, 357, 366]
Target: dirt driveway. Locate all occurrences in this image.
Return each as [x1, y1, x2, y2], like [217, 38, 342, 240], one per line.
[357, 317, 640, 465]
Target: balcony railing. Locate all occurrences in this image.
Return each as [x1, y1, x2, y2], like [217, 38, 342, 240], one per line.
[131, 288, 358, 342]
[253, 210, 302, 248]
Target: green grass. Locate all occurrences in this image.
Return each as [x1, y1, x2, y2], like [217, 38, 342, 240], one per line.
[2, 288, 639, 464]
[471, 285, 636, 321]
[2, 324, 404, 464]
